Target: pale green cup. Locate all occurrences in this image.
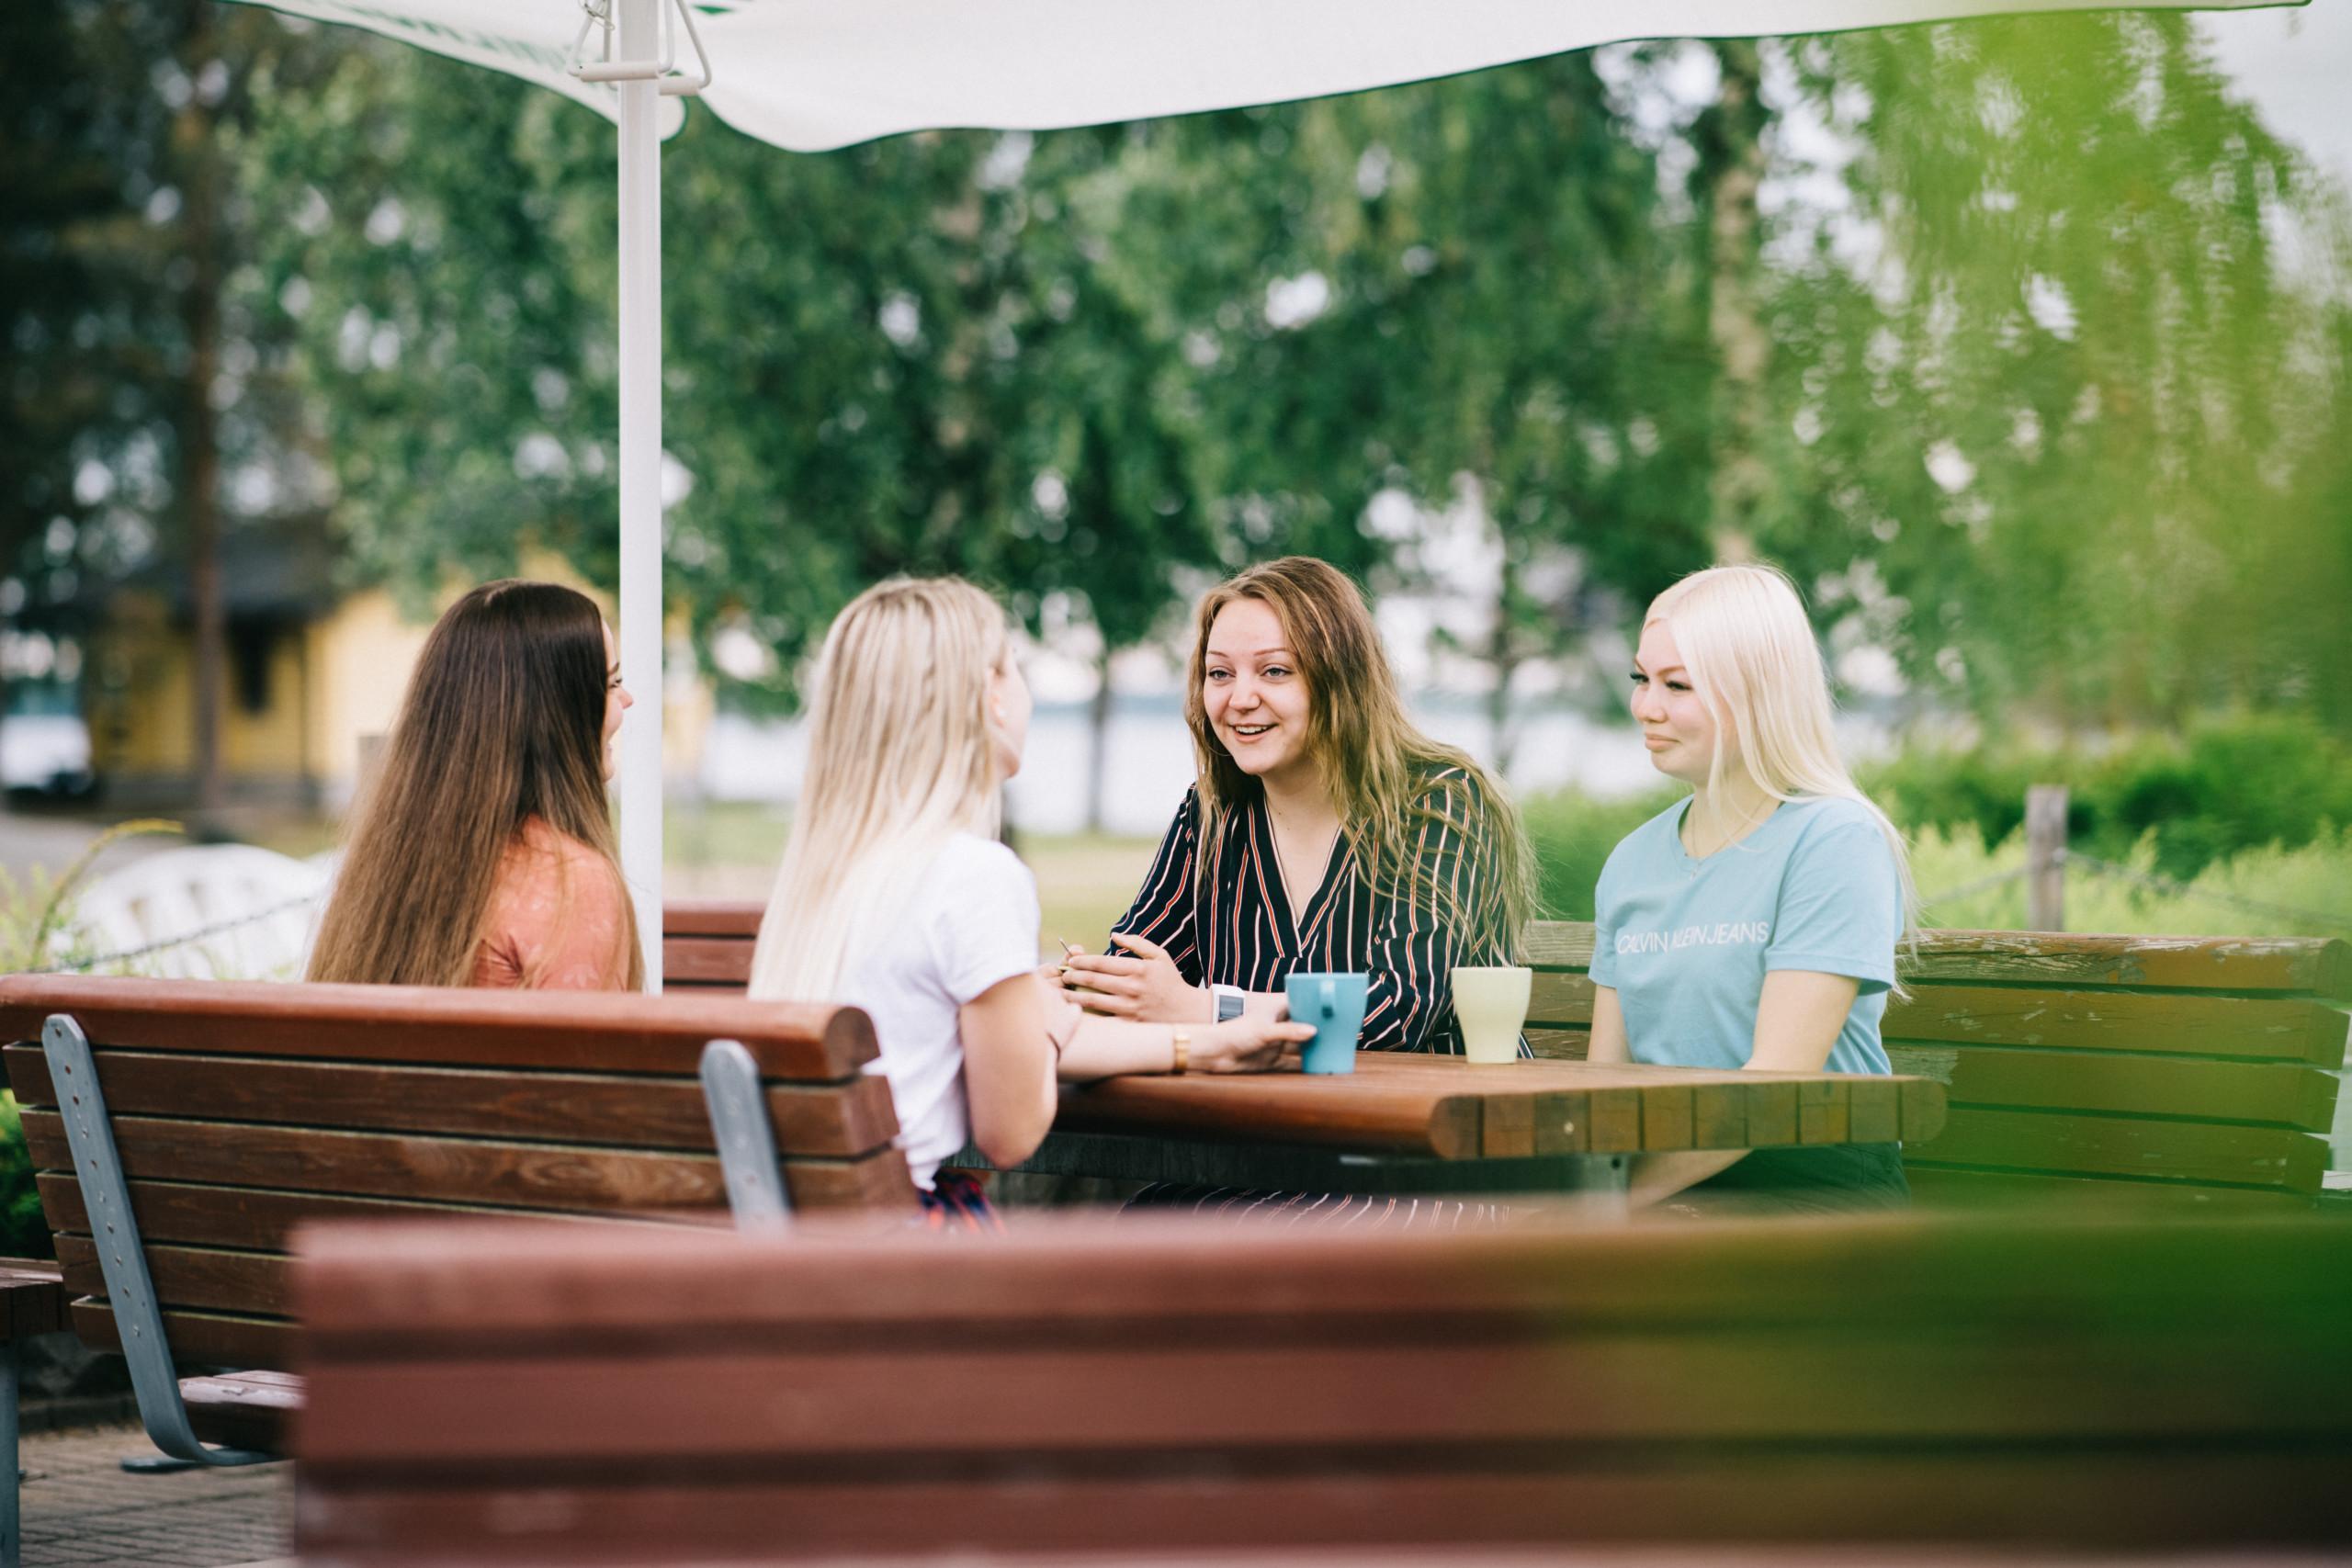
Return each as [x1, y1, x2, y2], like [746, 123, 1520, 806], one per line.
[1452, 965, 1532, 1065]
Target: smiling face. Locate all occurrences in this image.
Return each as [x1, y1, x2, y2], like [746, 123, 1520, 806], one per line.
[1204, 595, 1315, 789]
[600, 621, 631, 782]
[1629, 618, 1721, 786]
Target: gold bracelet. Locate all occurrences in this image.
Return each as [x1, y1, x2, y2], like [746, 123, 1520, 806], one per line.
[1170, 1029, 1189, 1076]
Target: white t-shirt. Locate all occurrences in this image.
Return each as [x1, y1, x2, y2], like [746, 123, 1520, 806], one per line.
[836, 833, 1042, 1190]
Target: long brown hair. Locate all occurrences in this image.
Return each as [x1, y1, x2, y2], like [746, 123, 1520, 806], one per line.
[308, 580, 642, 988]
[1182, 558, 1537, 956]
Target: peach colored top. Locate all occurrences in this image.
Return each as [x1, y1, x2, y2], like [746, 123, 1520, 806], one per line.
[469, 817, 632, 990]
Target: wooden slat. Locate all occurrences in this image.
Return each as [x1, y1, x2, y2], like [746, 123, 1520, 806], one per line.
[1525, 971, 1592, 1026]
[662, 936, 758, 987]
[1521, 924, 1596, 970]
[1888, 1044, 2341, 1132]
[292, 1327, 2352, 1462]
[661, 900, 763, 939]
[38, 1174, 709, 1253]
[296, 1451, 2352, 1560]
[1846, 1079, 1900, 1145]
[1525, 1028, 1589, 1061]
[1798, 1082, 1849, 1145]
[59, 1235, 288, 1317]
[1906, 1109, 2331, 1192]
[0, 1259, 66, 1340]
[1899, 931, 2352, 997]
[1523, 921, 2351, 998]
[73, 1298, 292, 1371]
[1885, 986, 2348, 1066]
[290, 1213, 2352, 1337]
[1904, 1167, 2319, 1213]
[23, 1114, 914, 1213]
[183, 1369, 300, 1454]
[3, 1044, 899, 1157]
[0, 975, 872, 1080]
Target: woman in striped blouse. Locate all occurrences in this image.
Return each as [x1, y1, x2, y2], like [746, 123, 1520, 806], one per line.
[1058, 558, 1535, 1057]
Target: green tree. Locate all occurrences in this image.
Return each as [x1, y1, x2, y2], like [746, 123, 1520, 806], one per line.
[1770, 15, 2327, 733]
[4, 3, 347, 811]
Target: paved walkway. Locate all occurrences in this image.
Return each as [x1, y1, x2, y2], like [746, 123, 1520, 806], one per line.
[19, 1420, 289, 1567]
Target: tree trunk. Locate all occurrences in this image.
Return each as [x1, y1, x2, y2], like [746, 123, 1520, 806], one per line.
[178, 4, 226, 816]
[1702, 41, 1770, 568]
[1486, 559, 1520, 781]
[1085, 646, 1114, 835]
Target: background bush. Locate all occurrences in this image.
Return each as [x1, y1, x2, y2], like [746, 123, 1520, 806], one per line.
[1863, 715, 2352, 882]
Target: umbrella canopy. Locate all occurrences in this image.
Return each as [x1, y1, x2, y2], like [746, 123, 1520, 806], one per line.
[237, 0, 2292, 151]
[222, 0, 2299, 987]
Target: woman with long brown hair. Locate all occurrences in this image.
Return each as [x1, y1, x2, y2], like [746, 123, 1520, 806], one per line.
[1059, 556, 1536, 1056]
[307, 579, 641, 990]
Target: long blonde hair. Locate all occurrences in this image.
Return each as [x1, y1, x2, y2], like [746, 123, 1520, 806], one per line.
[1185, 558, 1536, 956]
[308, 580, 641, 989]
[749, 577, 1012, 1000]
[1646, 563, 1920, 949]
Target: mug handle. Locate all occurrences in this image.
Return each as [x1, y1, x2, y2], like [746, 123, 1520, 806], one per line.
[1317, 976, 1335, 1020]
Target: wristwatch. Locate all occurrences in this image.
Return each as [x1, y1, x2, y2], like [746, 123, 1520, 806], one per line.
[1210, 983, 1247, 1023]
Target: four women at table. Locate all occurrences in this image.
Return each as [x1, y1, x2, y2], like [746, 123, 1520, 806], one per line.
[317, 553, 1911, 1213]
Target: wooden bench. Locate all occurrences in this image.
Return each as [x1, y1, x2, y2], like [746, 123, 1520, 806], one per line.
[289, 1209, 2352, 1562]
[0, 974, 913, 1463]
[670, 905, 2352, 1209]
[1529, 926, 2352, 1209]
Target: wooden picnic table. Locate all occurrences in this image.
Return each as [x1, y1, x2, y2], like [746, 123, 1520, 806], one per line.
[985, 1053, 1946, 1196]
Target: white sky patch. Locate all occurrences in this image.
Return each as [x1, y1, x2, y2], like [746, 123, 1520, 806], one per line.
[2025, 274, 2078, 339]
[1925, 440, 1975, 494]
[1264, 270, 1331, 330]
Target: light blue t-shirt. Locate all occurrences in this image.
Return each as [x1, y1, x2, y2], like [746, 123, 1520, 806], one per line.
[1589, 795, 1900, 1076]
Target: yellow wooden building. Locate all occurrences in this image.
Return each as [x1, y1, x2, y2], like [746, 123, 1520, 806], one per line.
[83, 528, 707, 809]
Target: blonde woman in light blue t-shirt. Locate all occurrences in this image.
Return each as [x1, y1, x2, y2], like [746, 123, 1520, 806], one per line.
[1588, 563, 1918, 1213]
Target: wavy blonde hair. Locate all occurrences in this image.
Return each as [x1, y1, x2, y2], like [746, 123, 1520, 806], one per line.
[1185, 558, 1536, 957]
[749, 577, 1013, 1000]
[1646, 563, 1920, 954]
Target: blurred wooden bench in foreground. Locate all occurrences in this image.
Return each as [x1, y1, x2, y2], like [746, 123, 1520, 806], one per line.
[674, 902, 2352, 1208]
[0, 974, 913, 1465]
[291, 1209, 2352, 1562]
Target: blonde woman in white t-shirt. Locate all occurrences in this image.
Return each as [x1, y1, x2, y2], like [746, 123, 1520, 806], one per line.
[750, 577, 1312, 1227]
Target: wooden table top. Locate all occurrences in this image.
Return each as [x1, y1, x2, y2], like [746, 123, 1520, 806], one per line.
[1054, 1053, 1945, 1161]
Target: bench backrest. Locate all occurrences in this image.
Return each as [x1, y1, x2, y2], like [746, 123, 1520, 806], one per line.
[292, 1211, 2352, 1559]
[0, 975, 913, 1371]
[1528, 921, 2352, 1205]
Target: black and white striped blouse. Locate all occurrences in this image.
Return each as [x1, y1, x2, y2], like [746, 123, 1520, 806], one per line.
[1110, 764, 1518, 1055]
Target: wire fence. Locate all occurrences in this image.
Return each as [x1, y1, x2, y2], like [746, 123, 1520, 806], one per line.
[30, 888, 327, 976]
[1918, 850, 2349, 933]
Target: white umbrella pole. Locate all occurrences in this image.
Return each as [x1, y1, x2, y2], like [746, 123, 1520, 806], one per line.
[616, 0, 664, 989]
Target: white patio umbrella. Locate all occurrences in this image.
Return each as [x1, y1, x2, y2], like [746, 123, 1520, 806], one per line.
[230, 0, 2295, 987]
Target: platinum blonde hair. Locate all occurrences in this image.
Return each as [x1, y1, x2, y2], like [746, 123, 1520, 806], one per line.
[749, 577, 1012, 1001]
[1647, 563, 1920, 953]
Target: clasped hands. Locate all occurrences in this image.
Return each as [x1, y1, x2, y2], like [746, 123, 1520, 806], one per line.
[1044, 932, 1303, 1073]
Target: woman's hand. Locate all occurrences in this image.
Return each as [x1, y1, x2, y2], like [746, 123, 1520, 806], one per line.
[1059, 931, 1209, 1022]
[1191, 1014, 1317, 1073]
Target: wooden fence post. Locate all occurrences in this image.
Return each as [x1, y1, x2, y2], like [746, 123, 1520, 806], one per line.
[2026, 784, 2068, 931]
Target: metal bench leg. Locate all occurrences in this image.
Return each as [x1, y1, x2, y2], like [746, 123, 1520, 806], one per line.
[2, 1337, 17, 1568]
[40, 1017, 273, 1469]
[700, 1039, 792, 1230]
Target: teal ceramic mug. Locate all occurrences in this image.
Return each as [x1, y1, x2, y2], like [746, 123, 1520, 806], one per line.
[1283, 971, 1370, 1075]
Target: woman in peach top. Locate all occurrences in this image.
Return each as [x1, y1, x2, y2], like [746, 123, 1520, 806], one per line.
[308, 580, 641, 990]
